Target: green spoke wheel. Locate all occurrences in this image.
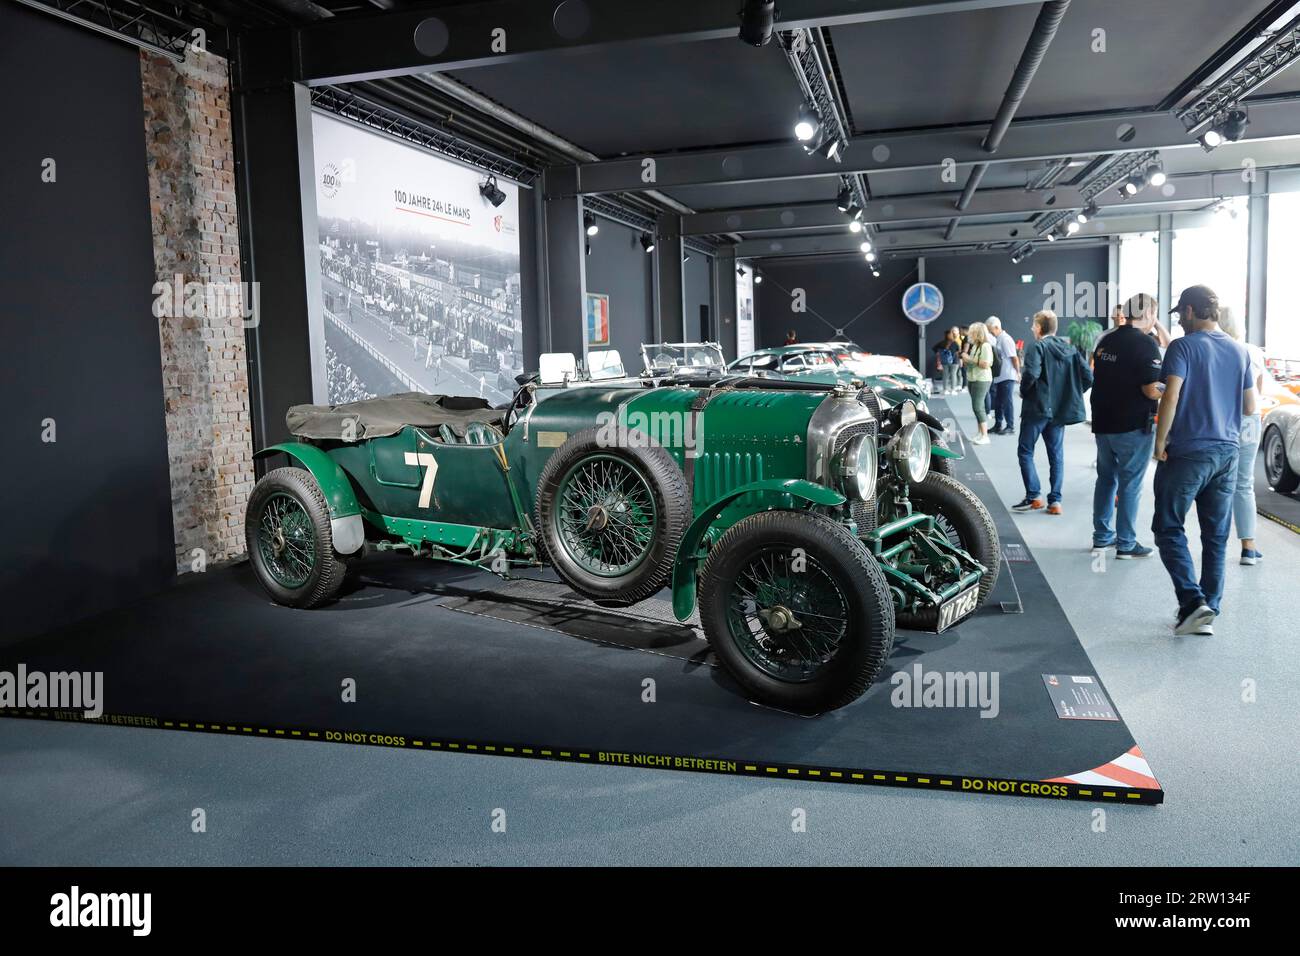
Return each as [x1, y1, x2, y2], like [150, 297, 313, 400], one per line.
[245, 467, 350, 609]
[699, 510, 894, 714]
[556, 455, 658, 577]
[535, 428, 689, 606]
[257, 492, 318, 588]
[725, 547, 850, 683]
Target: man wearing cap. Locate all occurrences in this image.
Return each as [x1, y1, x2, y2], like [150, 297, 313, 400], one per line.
[1152, 285, 1257, 637]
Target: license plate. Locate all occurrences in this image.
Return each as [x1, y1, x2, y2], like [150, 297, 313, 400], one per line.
[936, 584, 980, 632]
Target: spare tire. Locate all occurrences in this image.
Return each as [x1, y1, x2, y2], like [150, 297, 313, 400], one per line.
[535, 427, 689, 605]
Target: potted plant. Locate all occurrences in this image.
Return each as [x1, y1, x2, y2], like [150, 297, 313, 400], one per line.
[1067, 319, 1103, 357]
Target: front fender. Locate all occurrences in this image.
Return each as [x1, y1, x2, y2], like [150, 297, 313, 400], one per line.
[669, 478, 846, 621]
[255, 443, 364, 553]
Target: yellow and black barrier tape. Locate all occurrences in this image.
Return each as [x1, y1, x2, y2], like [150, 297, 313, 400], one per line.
[1257, 506, 1300, 536]
[0, 707, 1163, 805]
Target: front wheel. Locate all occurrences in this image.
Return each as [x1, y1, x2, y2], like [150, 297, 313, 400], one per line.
[698, 511, 895, 714]
[898, 471, 1001, 629]
[1264, 425, 1299, 493]
[245, 467, 349, 608]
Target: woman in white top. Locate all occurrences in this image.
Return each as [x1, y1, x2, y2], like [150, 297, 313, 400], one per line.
[1217, 308, 1265, 565]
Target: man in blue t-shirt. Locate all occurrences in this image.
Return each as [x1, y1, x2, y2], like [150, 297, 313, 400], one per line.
[1152, 285, 1257, 636]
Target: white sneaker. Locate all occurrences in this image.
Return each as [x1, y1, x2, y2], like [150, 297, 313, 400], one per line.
[970, 434, 991, 445]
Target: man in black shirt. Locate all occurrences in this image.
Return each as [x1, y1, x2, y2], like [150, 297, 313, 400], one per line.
[1090, 293, 1164, 557]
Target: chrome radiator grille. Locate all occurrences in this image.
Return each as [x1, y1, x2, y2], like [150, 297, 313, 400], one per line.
[833, 420, 879, 534]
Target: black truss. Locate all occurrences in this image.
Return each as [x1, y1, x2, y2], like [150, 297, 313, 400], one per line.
[1178, 10, 1300, 131]
[14, 0, 226, 58]
[309, 85, 538, 185]
[582, 195, 718, 256]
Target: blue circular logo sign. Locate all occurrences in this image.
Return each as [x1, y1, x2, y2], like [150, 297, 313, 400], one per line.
[902, 282, 944, 325]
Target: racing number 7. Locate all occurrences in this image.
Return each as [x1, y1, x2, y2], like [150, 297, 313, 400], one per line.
[404, 452, 439, 508]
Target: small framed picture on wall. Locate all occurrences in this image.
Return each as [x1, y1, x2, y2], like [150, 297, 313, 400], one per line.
[585, 292, 610, 346]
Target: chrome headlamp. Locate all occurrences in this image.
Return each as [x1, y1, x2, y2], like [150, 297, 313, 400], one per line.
[834, 433, 879, 502]
[891, 421, 931, 483]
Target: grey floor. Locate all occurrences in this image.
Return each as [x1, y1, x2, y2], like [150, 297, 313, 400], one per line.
[2, 393, 1296, 866]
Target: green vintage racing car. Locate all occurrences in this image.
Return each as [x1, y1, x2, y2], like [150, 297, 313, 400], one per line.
[246, 365, 999, 713]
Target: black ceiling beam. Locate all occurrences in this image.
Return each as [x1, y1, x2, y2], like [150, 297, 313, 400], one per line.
[700, 166, 1279, 238]
[548, 96, 1300, 196]
[735, 207, 1220, 258]
[257, 0, 1047, 87]
[683, 186, 1089, 235]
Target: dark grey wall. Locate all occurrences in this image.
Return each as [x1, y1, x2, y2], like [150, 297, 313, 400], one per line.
[583, 216, 654, 366]
[683, 252, 714, 342]
[1, 3, 175, 643]
[755, 245, 1110, 371]
[755, 257, 921, 355]
[924, 245, 1110, 363]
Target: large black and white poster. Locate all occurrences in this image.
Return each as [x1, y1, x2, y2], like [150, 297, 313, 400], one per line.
[312, 112, 523, 407]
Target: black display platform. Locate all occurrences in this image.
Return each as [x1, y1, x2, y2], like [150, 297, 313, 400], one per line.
[1256, 456, 1300, 535]
[0, 408, 1162, 805]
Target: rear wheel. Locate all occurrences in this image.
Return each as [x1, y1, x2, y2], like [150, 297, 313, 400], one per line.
[699, 511, 894, 714]
[896, 471, 1000, 630]
[1264, 425, 1299, 493]
[245, 467, 349, 608]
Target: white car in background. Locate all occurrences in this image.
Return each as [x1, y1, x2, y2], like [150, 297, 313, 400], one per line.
[807, 341, 932, 396]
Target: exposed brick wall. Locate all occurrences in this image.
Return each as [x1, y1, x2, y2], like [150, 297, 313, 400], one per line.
[140, 49, 253, 571]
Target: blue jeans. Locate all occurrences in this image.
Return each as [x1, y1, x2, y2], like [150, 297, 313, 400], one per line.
[1093, 430, 1153, 549]
[1018, 417, 1064, 503]
[991, 379, 1016, 430]
[1233, 413, 1261, 541]
[1152, 444, 1239, 614]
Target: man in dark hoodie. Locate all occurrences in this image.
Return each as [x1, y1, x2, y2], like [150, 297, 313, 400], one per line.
[1012, 309, 1093, 515]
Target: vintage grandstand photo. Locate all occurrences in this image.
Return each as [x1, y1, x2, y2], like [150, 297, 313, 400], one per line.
[313, 112, 523, 407]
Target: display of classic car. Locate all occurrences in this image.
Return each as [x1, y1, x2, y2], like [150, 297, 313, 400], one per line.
[246, 363, 999, 713]
[730, 344, 930, 407]
[1263, 402, 1300, 494]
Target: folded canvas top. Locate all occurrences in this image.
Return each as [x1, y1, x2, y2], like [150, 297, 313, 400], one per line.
[286, 392, 505, 440]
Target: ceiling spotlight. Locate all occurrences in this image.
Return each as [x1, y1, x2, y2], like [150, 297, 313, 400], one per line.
[1046, 231, 1057, 242]
[865, 251, 877, 262]
[754, 273, 763, 284]
[1123, 177, 1142, 196]
[836, 183, 853, 213]
[1084, 201, 1100, 220]
[1146, 163, 1167, 188]
[585, 241, 591, 256]
[584, 212, 598, 236]
[1198, 128, 1224, 151]
[1222, 108, 1249, 142]
[640, 233, 655, 253]
[871, 266, 881, 277]
[1066, 220, 1081, 235]
[818, 137, 844, 162]
[859, 240, 873, 253]
[794, 103, 821, 142]
[848, 219, 863, 233]
[1076, 209, 1089, 225]
[478, 175, 507, 208]
[738, 0, 777, 47]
